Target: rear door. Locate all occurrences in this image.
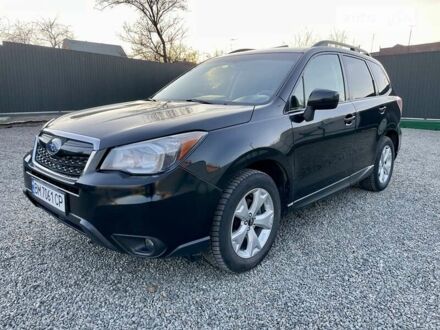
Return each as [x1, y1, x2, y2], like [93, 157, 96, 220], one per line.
[341, 55, 388, 173]
[289, 53, 357, 200]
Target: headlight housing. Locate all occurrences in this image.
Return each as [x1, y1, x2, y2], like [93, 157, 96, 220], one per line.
[100, 131, 207, 174]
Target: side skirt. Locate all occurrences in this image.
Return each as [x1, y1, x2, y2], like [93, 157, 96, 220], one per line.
[287, 165, 374, 209]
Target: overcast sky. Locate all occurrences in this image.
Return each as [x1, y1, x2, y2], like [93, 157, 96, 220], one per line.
[1, 0, 440, 55]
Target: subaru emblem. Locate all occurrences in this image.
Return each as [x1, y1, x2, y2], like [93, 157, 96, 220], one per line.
[46, 138, 63, 156]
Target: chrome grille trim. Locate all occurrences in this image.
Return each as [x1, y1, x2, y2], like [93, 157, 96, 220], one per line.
[31, 130, 99, 182]
[32, 137, 78, 185]
[43, 129, 100, 149]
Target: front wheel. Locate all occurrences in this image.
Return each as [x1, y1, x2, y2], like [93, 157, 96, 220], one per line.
[360, 136, 395, 191]
[206, 169, 281, 272]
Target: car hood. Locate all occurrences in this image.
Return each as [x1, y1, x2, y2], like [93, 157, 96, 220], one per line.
[45, 100, 254, 149]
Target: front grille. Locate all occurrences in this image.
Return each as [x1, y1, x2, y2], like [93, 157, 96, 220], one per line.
[34, 133, 93, 178]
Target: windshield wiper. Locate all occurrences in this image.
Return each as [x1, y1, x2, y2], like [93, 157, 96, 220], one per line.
[185, 98, 213, 104]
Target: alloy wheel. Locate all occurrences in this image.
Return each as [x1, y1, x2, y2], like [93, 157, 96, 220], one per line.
[230, 188, 274, 259]
[378, 145, 393, 184]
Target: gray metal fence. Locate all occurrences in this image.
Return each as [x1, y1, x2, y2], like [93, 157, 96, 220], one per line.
[1, 41, 439, 119]
[0, 42, 194, 114]
[375, 52, 440, 119]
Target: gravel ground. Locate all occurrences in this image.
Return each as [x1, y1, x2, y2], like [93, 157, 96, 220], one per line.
[0, 126, 439, 329]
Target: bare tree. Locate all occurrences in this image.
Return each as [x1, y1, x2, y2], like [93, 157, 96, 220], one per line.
[120, 14, 192, 62]
[0, 17, 7, 38]
[122, 19, 198, 62]
[36, 17, 74, 48]
[168, 43, 199, 63]
[203, 49, 225, 60]
[1, 20, 38, 44]
[328, 29, 348, 44]
[292, 29, 317, 48]
[97, 0, 188, 63]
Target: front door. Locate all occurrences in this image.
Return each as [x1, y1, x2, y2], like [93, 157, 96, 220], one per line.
[288, 53, 357, 200]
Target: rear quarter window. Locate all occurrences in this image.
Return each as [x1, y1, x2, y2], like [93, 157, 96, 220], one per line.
[342, 56, 375, 100]
[369, 62, 391, 95]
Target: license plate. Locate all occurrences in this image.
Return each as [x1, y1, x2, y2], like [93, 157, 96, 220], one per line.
[31, 179, 66, 213]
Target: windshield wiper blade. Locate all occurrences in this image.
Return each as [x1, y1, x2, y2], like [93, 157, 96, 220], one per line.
[185, 98, 213, 104]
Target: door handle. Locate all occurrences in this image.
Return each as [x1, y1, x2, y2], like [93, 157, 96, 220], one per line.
[344, 113, 356, 125]
[379, 106, 387, 114]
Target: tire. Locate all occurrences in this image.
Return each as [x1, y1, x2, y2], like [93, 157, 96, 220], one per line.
[360, 136, 395, 192]
[205, 169, 281, 273]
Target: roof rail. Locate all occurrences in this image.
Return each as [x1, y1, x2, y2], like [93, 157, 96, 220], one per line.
[312, 40, 371, 57]
[229, 48, 255, 54]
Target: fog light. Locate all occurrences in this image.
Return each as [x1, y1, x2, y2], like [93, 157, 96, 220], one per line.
[112, 234, 166, 257]
[144, 238, 155, 254]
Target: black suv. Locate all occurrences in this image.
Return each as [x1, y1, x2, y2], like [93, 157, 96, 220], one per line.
[23, 41, 402, 272]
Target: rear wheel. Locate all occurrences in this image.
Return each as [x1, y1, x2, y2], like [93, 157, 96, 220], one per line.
[360, 136, 395, 192]
[206, 169, 281, 272]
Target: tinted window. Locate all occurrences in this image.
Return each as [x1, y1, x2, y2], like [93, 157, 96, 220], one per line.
[343, 56, 375, 99]
[154, 53, 301, 105]
[303, 54, 345, 103]
[290, 77, 304, 110]
[369, 62, 391, 95]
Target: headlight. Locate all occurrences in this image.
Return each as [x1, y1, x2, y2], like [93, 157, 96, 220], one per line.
[100, 131, 207, 174]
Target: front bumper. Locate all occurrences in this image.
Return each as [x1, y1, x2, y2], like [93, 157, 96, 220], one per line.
[23, 153, 221, 258]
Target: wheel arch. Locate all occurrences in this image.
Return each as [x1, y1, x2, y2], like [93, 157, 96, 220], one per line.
[384, 128, 400, 157]
[216, 148, 292, 211]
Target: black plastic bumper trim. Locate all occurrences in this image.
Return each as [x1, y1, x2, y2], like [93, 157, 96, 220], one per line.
[167, 236, 210, 257]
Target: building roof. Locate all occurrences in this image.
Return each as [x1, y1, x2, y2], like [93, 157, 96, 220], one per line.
[373, 41, 440, 56]
[62, 39, 127, 57]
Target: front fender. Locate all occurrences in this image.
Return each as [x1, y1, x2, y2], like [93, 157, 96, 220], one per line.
[182, 116, 294, 197]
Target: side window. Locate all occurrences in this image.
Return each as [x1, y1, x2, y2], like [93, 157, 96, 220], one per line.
[290, 77, 304, 110]
[369, 62, 391, 95]
[303, 54, 345, 103]
[343, 56, 375, 99]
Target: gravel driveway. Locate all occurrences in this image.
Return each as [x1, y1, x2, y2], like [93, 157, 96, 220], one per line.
[0, 126, 439, 329]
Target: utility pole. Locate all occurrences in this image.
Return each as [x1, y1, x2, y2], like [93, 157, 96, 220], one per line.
[408, 25, 414, 46]
[229, 38, 237, 52]
[370, 33, 375, 53]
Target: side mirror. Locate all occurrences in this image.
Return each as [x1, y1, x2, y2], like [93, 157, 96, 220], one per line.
[303, 89, 339, 121]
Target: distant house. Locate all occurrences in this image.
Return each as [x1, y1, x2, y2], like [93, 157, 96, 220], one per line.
[62, 39, 127, 57]
[372, 41, 440, 56]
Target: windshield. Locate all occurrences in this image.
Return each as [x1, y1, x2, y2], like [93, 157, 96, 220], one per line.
[153, 53, 301, 105]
